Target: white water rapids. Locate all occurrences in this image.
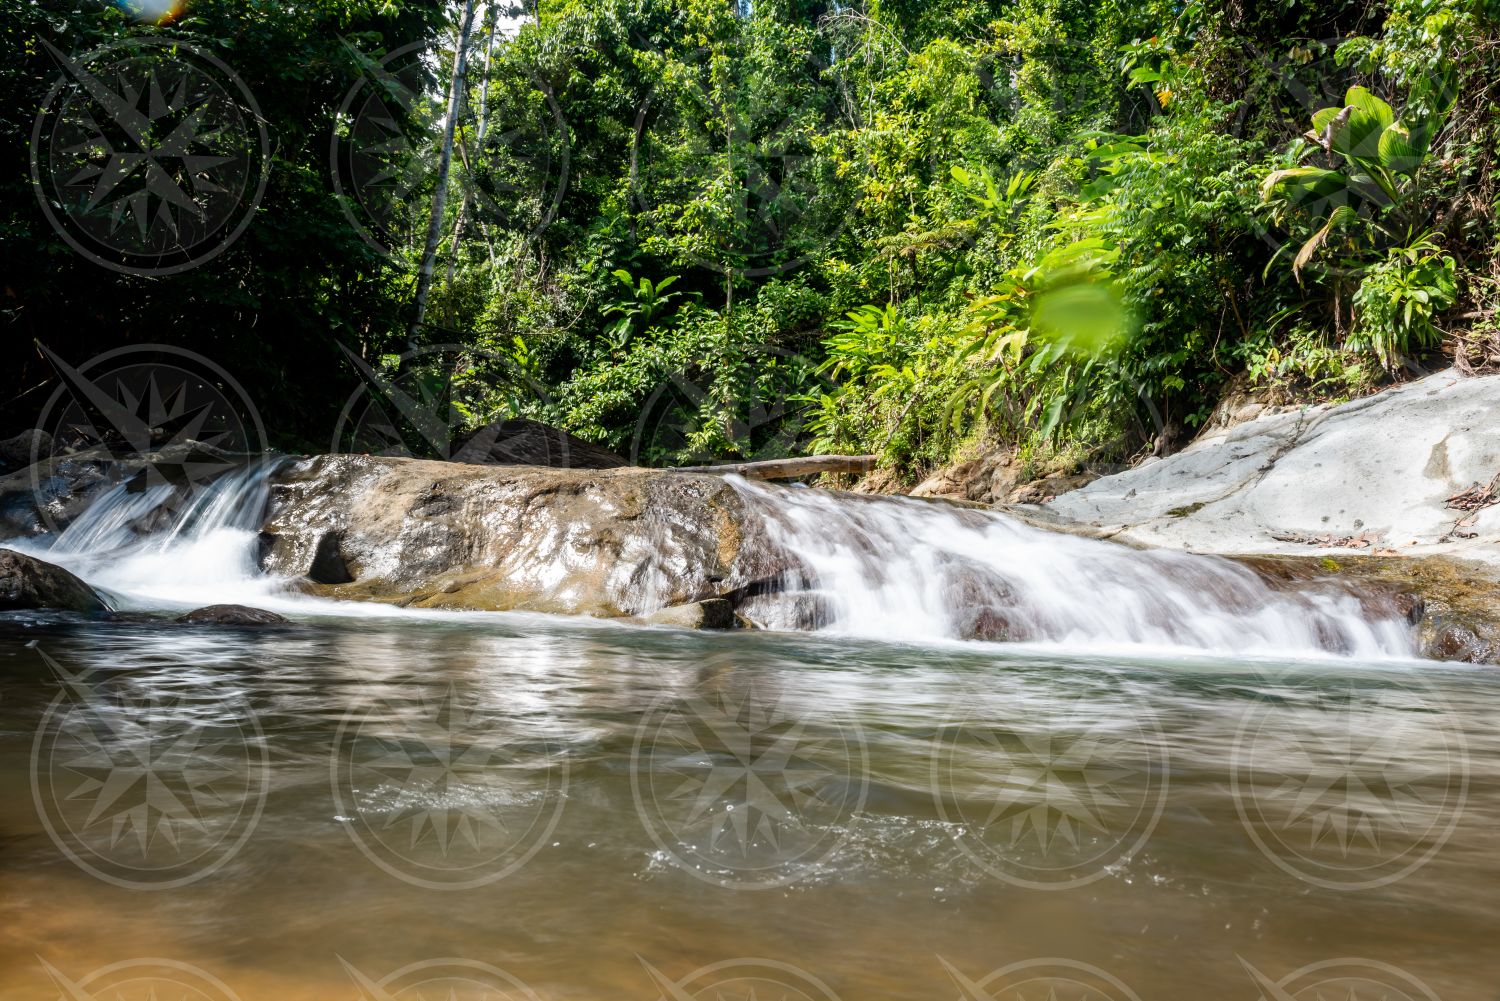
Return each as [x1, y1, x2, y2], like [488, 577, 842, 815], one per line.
[8, 463, 1416, 658]
[729, 478, 1415, 658]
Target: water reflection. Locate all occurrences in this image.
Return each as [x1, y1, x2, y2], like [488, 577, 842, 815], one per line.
[0, 613, 1496, 1000]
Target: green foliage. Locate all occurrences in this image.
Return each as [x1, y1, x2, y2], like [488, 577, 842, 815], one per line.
[6, 0, 1494, 473]
[1349, 238, 1458, 368]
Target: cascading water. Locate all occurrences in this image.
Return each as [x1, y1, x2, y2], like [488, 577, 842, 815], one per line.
[728, 477, 1415, 658]
[15, 461, 283, 610]
[6, 460, 1416, 657]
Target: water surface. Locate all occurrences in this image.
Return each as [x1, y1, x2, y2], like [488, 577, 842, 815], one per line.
[1, 610, 1494, 1000]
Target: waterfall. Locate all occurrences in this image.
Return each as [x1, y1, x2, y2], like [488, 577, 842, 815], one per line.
[17, 461, 282, 611]
[729, 478, 1415, 658]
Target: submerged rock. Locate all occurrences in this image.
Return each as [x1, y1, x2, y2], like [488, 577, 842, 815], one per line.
[260, 454, 796, 617]
[176, 604, 289, 626]
[0, 549, 108, 613]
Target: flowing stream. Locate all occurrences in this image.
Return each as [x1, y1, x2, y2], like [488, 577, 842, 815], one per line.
[0, 466, 1495, 1000]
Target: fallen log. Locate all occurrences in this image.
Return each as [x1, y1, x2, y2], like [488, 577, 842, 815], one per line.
[667, 454, 878, 480]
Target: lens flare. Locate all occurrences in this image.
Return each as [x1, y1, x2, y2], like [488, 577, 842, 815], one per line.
[118, 0, 188, 24]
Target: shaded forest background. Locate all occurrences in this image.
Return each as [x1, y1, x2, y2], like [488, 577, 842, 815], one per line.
[3, 0, 1498, 476]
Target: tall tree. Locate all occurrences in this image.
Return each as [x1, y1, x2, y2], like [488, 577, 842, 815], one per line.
[411, 0, 479, 339]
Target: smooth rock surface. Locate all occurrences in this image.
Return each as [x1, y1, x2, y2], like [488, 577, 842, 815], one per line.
[260, 455, 794, 616]
[0, 548, 108, 613]
[450, 419, 628, 469]
[1033, 369, 1500, 564]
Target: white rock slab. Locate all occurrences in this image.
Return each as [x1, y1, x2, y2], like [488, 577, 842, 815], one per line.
[1032, 369, 1500, 564]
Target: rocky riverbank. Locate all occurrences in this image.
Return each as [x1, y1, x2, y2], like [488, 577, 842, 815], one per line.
[0, 370, 1496, 659]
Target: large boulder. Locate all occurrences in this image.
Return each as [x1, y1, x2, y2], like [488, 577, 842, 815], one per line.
[450, 419, 628, 469]
[0, 549, 108, 613]
[258, 455, 795, 616]
[1034, 369, 1500, 566]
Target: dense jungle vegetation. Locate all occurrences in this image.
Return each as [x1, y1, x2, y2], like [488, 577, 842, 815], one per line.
[4, 0, 1499, 476]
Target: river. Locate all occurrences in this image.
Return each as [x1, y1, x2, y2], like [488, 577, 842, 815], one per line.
[0, 469, 1495, 1000]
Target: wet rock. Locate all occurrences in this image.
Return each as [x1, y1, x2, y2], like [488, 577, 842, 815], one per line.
[736, 590, 837, 631]
[450, 419, 627, 469]
[261, 454, 799, 617]
[0, 549, 108, 613]
[645, 598, 735, 630]
[1428, 625, 1494, 664]
[0, 440, 250, 539]
[175, 604, 289, 626]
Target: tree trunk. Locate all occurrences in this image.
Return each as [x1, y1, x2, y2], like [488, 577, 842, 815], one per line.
[410, 0, 479, 340]
[446, 1, 500, 295]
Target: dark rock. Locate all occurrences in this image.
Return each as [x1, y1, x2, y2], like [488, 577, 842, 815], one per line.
[307, 531, 353, 585]
[0, 429, 52, 473]
[450, 419, 628, 469]
[0, 440, 250, 539]
[645, 598, 736, 630]
[1428, 625, 1493, 664]
[0, 549, 108, 613]
[175, 604, 289, 626]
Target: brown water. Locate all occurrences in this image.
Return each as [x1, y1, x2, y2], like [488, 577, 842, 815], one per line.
[1, 611, 1496, 1001]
